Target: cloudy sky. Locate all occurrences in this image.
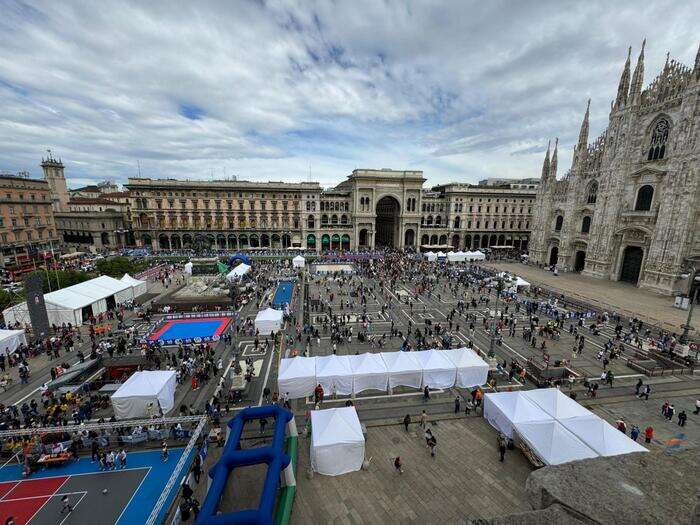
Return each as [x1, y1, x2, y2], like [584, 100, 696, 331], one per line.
[0, 1, 697, 189]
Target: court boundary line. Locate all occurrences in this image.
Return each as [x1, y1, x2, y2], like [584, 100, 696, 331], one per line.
[0, 481, 21, 501]
[1, 490, 87, 503]
[24, 475, 69, 524]
[114, 465, 152, 525]
[0, 464, 155, 484]
[59, 490, 87, 525]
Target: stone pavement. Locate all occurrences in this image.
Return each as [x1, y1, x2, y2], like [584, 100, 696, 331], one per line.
[484, 261, 698, 332]
[293, 418, 533, 524]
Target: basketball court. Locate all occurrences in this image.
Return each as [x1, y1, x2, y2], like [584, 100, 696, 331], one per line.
[0, 448, 188, 524]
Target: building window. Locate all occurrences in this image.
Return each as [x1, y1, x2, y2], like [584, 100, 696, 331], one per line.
[581, 216, 592, 233]
[635, 185, 654, 211]
[586, 181, 598, 204]
[554, 215, 564, 231]
[647, 118, 669, 161]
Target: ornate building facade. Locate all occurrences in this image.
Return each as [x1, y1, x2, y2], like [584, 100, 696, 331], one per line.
[127, 169, 537, 252]
[529, 42, 700, 295]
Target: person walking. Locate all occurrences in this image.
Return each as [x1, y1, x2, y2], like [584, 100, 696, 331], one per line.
[419, 410, 427, 429]
[644, 425, 654, 444]
[394, 456, 404, 474]
[634, 378, 643, 396]
[117, 448, 127, 469]
[403, 414, 411, 432]
[423, 385, 430, 402]
[161, 442, 169, 462]
[639, 384, 651, 400]
[630, 425, 640, 441]
[428, 435, 437, 458]
[60, 495, 73, 515]
[193, 453, 202, 483]
[665, 404, 675, 421]
[497, 434, 507, 462]
[693, 398, 700, 415]
[677, 410, 687, 427]
[454, 396, 461, 414]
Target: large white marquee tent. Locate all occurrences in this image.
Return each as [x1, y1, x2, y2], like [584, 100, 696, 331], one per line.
[3, 275, 135, 327]
[0, 329, 27, 356]
[226, 263, 251, 282]
[110, 370, 176, 420]
[292, 255, 306, 268]
[484, 389, 647, 465]
[276, 348, 490, 399]
[310, 407, 365, 476]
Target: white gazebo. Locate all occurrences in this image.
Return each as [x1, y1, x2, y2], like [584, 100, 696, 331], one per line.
[380, 351, 422, 389]
[110, 370, 177, 420]
[292, 255, 306, 268]
[254, 307, 284, 335]
[278, 356, 317, 399]
[348, 352, 389, 394]
[310, 407, 365, 476]
[315, 355, 353, 396]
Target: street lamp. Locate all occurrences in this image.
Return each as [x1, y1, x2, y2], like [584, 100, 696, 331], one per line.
[679, 265, 699, 345]
[488, 277, 504, 358]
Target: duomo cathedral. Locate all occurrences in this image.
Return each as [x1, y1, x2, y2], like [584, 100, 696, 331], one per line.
[529, 41, 700, 295]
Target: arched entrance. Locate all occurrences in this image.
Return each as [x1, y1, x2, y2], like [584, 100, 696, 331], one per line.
[375, 196, 400, 248]
[620, 246, 643, 284]
[359, 229, 368, 248]
[451, 234, 460, 249]
[404, 229, 415, 248]
[574, 250, 586, 272]
[549, 246, 559, 267]
[341, 234, 350, 251]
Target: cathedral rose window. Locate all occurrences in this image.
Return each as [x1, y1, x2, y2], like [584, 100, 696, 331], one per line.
[647, 119, 669, 161]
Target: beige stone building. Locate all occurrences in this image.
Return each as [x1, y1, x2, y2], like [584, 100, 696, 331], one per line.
[0, 171, 58, 275]
[127, 169, 537, 252]
[529, 42, 700, 294]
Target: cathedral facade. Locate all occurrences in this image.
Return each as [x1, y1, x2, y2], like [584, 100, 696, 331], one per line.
[529, 41, 700, 295]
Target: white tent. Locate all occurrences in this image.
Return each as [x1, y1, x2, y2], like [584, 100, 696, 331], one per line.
[424, 251, 437, 262]
[442, 347, 489, 388]
[483, 391, 553, 439]
[436, 251, 447, 260]
[254, 307, 284, 335]
[110, 370, 177, 420]
[348, 352, 389, 393]
[0, 329, 27, 356]
[514, 419, 598, 465]
[226, 263, 251, 282]
[559, 415, 647, 457]
[310, 407, 365, 476]
[184, 262, 193, 275]
[472, 250, 486, 261]
[380, 351, 422, 389]
[413, 349, 457, 389]
[447, 251, 467, 263]
[315, 355, 354, 396]
[514, 277, 530, 288]
[2, 275, 136, 327]
[522, 388, 591, 420]
[292, 255, 306, 268]
[278, 356, 317, 399]
[121, 273, 148, 298]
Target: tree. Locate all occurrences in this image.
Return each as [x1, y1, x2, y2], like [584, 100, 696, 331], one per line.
[95, 256, 147, 278]
[25, 269, 92, 294]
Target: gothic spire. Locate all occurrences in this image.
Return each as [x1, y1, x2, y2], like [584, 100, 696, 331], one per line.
[629, 39, 645, 103]
[540, 140, 551, 181]
[550, 138, 558, 179]
[694, 41, 700, 81]
[573, 100, 590, 169]
[614, 46, 632, 109]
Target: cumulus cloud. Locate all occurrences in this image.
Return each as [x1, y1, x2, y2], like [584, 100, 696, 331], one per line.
[0, 0, 696, 188]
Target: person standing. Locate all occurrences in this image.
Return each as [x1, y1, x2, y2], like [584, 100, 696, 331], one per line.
[161, 442, 169, 462]
[630, 425, 640, 441]
[419, 410, 427, 429]
[454, 396, 461, 414]
[60, 495, 73, 515]
[677, 410, 687, 427]
[423, 385, 430, 402]
[497, 434, 507, 462]
[634, 378, 643, 396]
[666, 404, 675, 421]
[403, 414, 411, 432]
[118, 448, 127, 469]
[693, 398, 700, 415]
[192, 453, 202, 483]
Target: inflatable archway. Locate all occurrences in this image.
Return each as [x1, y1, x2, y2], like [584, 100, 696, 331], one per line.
[228, 253, 252, 268]
[197, 405, 294, 525]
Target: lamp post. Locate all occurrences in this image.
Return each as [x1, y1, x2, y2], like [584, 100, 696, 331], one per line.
[679, 265, 699, 345]
[488, 277, 504, 358]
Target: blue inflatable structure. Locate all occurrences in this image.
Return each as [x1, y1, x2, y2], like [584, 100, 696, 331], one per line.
[197, 406, 293, 525]
[228, 253, 252, 268]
